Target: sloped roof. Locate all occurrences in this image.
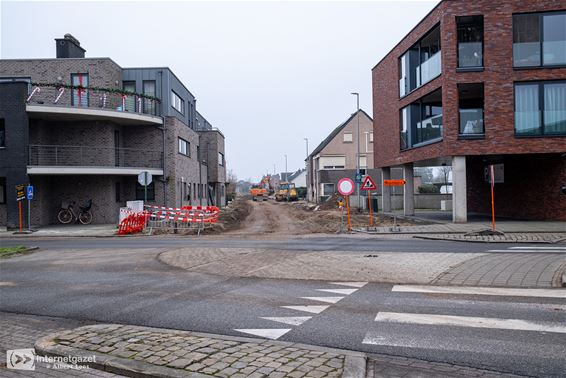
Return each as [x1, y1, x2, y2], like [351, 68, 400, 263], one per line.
[308, 109, 373, 160]
[287, 169, 305, 182]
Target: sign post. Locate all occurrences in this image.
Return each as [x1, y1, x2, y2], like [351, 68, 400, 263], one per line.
[489, 164, 496, 232]
[26, 184, 34, 232]
[138, 171, 153, 204]
[383, 179, 406, 232]
[361, 175, 377, 227]
[15, 184, 25, 233]
[338, 178, 355, 232]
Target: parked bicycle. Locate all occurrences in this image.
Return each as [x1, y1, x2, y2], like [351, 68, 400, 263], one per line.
[57, 199, 93, 225]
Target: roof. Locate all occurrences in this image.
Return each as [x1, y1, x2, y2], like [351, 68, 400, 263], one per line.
[287, 169, 306, 182]
[308, 109, 373, 160]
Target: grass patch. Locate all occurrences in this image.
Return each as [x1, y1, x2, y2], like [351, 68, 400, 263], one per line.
[0, 246, 33, 259]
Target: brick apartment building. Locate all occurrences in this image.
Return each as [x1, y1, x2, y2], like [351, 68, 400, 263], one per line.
[0, 34, 227, 229]
[372, 0, 566, 222]
[306, 110, 380, 204]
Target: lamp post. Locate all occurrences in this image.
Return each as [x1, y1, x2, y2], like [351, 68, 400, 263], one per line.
[304, 138, 309, 158]
[284, 154, 288, 182]
[351, 92, 360, 210]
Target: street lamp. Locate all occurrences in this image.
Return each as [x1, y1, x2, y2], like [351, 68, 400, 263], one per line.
[351, 92, 360, 210]
[284, 154, 288, 182]
[304, 138, 309, 158]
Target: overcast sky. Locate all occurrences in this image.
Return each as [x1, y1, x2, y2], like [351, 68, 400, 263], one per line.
[1, 0, 437, 182]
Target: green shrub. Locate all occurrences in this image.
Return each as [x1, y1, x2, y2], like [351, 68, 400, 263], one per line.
[418, 184, 439, 194]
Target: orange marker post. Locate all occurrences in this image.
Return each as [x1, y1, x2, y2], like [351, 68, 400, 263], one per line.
[18, 201, 23, 233]
[345, 195, 352, 232]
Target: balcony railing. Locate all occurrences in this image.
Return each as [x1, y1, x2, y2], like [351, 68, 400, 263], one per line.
[26, 83, 161, 116]
[28, 145, 163, 169]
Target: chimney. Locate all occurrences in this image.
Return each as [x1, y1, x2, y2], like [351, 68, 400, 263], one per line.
[55, 34, 86, 58]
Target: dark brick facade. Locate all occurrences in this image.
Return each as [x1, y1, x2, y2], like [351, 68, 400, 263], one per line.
[372, 0, 566, 220]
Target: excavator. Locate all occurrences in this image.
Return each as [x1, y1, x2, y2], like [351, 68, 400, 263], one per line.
[249, 176, 270, 201]
[275, 182, 298, 202]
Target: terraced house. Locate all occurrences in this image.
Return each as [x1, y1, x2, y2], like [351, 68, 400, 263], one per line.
[372, 0, 566, 222]
[0, 34, 227, 229]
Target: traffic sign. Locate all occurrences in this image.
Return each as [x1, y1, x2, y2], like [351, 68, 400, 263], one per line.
[361, 176, 377, 191]
[337, 178, 355, 196]
[383, 179, 406, 187]
[15, 184, 25, 201]
[26, 185, 34, 200]
[138, 171, 153, 186]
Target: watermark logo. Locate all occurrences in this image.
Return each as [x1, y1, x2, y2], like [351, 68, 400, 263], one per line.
[7, 349, 36, 370]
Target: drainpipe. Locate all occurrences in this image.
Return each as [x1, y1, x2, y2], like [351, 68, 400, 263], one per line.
[158, 70, 167, 207]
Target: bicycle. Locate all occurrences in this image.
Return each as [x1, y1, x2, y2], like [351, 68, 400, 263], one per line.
[57, 199, 93, 225]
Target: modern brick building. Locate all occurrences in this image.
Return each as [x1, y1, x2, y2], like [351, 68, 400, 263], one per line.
[0, 34, 227, 229]
[306, 110, 380, 204]
[372, 0, 566, 222]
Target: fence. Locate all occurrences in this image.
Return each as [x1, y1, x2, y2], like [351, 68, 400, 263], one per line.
[144, 205, 220, 235]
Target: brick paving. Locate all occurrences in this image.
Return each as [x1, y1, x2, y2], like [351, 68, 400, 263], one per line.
[414, 233, 566, 243]
[433, 253, 566, 288]
[38, 324, 348, 377]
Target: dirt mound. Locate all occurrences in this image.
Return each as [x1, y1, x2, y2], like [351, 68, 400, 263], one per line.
[317, 193, 342, 210]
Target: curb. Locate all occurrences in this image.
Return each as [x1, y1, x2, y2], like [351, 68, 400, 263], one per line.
[35, 325, 367, 378]
[413, 235, 566, 244]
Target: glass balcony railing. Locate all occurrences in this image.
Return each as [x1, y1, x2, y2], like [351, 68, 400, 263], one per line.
[459, 108, 484, 135]
[417, 51, 441, 87]
[26, 83, 161, 117]
[458, 42, 483, 68]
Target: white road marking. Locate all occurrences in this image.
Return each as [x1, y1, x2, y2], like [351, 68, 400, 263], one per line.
[374, 312, 566, 334]
[392, 285, 566, 299]
[328, 281, 368, 288]
[510, 247, 566, 250]
[234, 328, 292, 340]
[260, 316, 312, 326]
[0, 282, 16, 286]
[301, 296, 344, 303]
[317, 288, 358, 295]
[281, 305, 329, 314]
[487, 249, 566, 253]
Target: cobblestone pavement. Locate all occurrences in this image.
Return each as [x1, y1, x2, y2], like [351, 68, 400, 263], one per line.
[414, 233, 566, 243]
[0, 312, 121, 377]
[159, 247, 481, 283]
[366, 354, 526, 378]
[433, 253, 566, 287]
[38, 324, 350, 377]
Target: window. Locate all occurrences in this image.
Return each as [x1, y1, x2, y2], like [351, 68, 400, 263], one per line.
[322, 183, 335, 196]
[115, 182, 121, 202]
[319, 156, 346, 170]
[0, 178, 5, 204]
[171, 91, 185, 114]
[71, 73, 88, 107]
[515, 81, 566, 135]
[399, 24, 441, 97]
[369, 132, 374, 142]
[457, 16, 483, 69]
[178, 138, 189, 156]
[219, 152, 224, 166]
[459, 83, 484, 136]
[135, 182, 155, 201]
[400, 88, 443, 149]
[0, 119, 4, 147]
[359, 156, 368, 168]
[143, 81, 156, 115]
[122, 81, 136, 112]
[343, 132, 353, 142]
[514, 12, 566, 67]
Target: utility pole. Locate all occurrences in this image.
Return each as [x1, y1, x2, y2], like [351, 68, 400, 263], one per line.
[351, 92, 360, 210]
[284, 154, 288, 181]
[304, 138, 309, 158]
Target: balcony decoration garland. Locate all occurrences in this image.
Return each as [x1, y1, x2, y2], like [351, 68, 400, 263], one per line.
[31, 82, 161, 102]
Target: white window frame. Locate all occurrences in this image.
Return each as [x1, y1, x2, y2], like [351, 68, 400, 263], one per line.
[171, 91, 185, 115]
[343, 132, 353, 143]
[219, 152, 225, 166]
[369, 132, 374, 142]
[321, 183, 335, 197]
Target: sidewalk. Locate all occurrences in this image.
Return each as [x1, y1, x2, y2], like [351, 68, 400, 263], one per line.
[0, 312, 523, 378]
[0, 224, 118, 238]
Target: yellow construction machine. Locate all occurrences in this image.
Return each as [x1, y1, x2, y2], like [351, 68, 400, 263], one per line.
[275, 182, 298, 202]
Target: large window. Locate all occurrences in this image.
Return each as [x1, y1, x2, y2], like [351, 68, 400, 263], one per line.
[71, 73, 88, 107]
[322, 183, 335, 196]
[319, 156, 346, 170]
[514, 12, 566, 68]
[457, 16, 483, 69]
[218, 152, 224, 166]
[515, 81, 566, 135]
[400, 88, 443, 150]
[122, 81, 136, 112]
[143, 81, 156, 115]
[399, 25, 441, 97]
[459, 83, 484, 136]
[171, 91, 185, 114]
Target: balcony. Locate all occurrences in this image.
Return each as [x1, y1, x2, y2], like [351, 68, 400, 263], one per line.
[27, 145, 164, 176]
[26, 83, 163, 126]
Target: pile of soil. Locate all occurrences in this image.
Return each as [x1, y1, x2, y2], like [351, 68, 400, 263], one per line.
[317, 194, 342, 210]
[212, 197, 252, 232]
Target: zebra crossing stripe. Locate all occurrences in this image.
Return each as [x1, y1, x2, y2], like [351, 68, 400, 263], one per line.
[281, 305, 329, 314]
[392, 285, 566, 299]
[373, 311, 566, 334]
[260, 316, 312, 326]
[316, 288, 358, 295]
[234, 328, 292, 340]
[328, 282, 368, 288]
[301, 296, 344, 304]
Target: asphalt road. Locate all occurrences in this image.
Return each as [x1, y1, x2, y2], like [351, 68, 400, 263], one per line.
[1, 239, 565, 377]
[2, 235, 565, 253]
